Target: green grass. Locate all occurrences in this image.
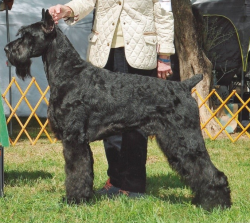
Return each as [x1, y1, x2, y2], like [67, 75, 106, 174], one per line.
[0, 139, 250, 223]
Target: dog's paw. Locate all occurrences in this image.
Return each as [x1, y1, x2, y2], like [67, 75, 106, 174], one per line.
[61, 196, 90, 205]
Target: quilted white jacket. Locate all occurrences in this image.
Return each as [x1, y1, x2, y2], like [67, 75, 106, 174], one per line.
[65, 0, 175, 69]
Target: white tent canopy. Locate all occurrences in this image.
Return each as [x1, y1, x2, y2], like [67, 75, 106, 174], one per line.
[0, 0, 93, 117]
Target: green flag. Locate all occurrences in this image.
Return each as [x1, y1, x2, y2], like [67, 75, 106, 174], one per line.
[0, 88, 9, 147]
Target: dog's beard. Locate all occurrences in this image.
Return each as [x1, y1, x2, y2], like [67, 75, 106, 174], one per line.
[14, 59, 32, 80]
[5, 43, 32, 80]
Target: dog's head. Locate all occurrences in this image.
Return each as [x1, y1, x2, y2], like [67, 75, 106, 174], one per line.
[4, 9, 55, 80]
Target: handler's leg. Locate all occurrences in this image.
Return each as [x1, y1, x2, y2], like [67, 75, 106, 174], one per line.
[119, 129, 147, 194]
[103, 134, 123, 188]
[97, 48, 124, 195]
[99, 47, 156, 196]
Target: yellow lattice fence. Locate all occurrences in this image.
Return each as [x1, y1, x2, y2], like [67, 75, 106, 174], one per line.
[194, 88, 250, 142]
[1, 77, 56, 145]
[1, 77, 250, 145]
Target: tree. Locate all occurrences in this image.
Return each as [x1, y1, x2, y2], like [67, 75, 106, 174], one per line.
[172, 0, 221, 136]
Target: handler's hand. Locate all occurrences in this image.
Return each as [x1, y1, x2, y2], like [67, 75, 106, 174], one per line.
[157, 56, 173, 79]
[49, 5, 72, 24]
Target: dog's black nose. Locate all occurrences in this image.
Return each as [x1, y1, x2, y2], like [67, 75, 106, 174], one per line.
[4, 45, 9, 52]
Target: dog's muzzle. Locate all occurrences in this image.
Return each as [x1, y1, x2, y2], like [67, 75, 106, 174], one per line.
[4, 45, 10, 54]
[4, 44, 11, 59]
[4, 44, 13, 66]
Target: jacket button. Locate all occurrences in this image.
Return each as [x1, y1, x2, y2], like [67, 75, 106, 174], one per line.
[112, 22, 115, 25]
[107, 43, 110, 46]
[118, 1, 121, 5]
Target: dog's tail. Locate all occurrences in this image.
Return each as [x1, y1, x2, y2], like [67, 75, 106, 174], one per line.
[182, 74, 203, 91]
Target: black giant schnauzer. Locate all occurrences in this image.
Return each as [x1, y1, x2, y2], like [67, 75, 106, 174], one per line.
[4, 9, 231, 211]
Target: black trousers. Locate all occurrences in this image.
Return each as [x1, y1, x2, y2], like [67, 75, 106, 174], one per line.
[103, 47, 157, 193]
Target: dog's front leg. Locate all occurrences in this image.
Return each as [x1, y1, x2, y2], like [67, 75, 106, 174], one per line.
[62, 140, 94, 204]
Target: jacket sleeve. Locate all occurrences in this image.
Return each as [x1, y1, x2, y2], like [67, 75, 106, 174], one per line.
[63, 0, 96, 25]
[153, 0, 175, 55]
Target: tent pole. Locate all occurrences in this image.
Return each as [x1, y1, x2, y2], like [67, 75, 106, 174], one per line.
[0, 146, 4, 197]
[240, 69, 245, 123]
[6, 4, 12, 136]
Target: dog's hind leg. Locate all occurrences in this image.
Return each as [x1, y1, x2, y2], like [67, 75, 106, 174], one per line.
[62, 140, 94, 204]
[155, 125, 231, 211]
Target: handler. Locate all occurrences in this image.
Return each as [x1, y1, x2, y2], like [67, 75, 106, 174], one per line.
[49, 0, 175, 197]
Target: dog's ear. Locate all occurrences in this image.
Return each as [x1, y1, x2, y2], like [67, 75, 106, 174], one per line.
[41, 8, 45, 21]
[41, 9, 55, 34]
[16, 26, 25, 36]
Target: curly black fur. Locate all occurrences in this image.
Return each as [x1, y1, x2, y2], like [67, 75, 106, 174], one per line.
[4, 9, 231, 211]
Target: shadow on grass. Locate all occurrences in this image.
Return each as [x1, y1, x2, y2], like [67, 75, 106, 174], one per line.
[4, 170, 53, 186]
[91, 173, 192, 205]
[146, 173, 192, 204]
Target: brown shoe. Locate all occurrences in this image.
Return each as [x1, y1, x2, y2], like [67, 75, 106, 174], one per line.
[96, 178, 120, 197]
[118, 189, 145, 198]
